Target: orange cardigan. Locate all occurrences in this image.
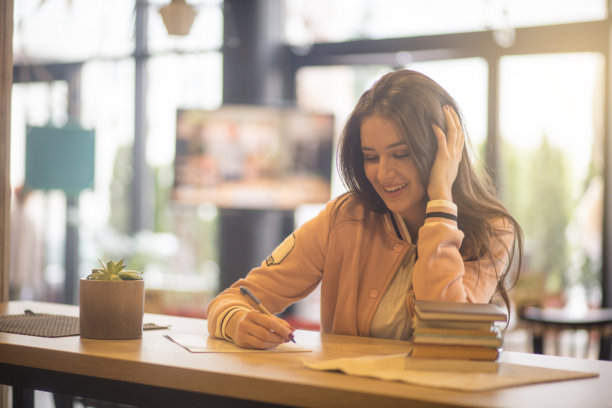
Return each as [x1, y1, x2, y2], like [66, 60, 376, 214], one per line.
[207, 195, 514, 339]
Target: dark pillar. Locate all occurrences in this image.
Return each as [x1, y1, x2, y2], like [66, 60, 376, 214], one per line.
[222, 0, 289, 106]
[217, 0, 296, 292]
[218, 208, 294, 291]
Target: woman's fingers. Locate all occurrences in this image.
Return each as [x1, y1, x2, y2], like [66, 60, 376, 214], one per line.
[249, 312, 294, 341]
[441, 105, 464, 153]
[234, 310, 294, 349]
[428, 106, 464, 201]
[443, 105, 457, 145]
[432, 124, 447, 150]
[446, 106, 464, 152]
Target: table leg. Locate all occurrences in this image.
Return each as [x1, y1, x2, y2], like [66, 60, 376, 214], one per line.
[12, 387, 34, 408]
[532, 325, 544, 354]
[599, 333, 611, 360]
[53, 393, 74, 408]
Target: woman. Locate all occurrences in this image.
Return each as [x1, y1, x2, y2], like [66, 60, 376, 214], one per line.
[206, 69, 523, 349]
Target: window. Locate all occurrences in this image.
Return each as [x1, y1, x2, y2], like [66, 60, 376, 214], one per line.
[499, 52, 605, 311]
[285, 0, 606, 44]
[10, 1, 223, 309]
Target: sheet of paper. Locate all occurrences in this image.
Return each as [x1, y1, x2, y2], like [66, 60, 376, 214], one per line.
[164, 333, 312, 353]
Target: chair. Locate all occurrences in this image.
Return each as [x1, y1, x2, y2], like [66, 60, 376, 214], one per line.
[520, 306, 612, 360]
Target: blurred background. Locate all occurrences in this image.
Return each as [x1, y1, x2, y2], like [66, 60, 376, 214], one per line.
[6, 0, 611, 340]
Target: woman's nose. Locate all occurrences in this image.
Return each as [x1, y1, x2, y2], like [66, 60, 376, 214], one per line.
[377, 158, 396, 180]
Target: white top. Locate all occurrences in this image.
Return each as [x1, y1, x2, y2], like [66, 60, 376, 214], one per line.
[369, 199, 458, 340]
[369, 213, 416, 340]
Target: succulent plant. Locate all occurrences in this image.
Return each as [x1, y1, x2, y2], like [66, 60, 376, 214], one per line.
[86, 259, 143, 281]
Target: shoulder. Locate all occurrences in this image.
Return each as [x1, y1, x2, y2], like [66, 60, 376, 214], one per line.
[327, 193, 382, 225]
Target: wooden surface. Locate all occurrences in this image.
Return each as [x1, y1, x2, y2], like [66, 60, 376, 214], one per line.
[2, 301, 612, 408]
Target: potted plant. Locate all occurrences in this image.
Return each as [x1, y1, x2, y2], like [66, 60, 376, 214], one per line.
[79, 259, 145, 340]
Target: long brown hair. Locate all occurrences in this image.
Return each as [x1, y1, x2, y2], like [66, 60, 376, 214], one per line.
[337, 69, 523, 315]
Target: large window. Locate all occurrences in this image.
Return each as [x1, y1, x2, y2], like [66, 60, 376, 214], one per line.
[285, 0, 606, 44]
[499, 52, 605, 311]
[10, 1, 223, 309]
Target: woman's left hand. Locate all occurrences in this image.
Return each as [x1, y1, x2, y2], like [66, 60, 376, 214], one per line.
[428, 105, 465, 201]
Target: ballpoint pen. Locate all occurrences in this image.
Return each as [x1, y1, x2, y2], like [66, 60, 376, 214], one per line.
[239, 286, 296, 343]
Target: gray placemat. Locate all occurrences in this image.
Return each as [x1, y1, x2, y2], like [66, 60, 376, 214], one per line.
[0, 310, 170, 337]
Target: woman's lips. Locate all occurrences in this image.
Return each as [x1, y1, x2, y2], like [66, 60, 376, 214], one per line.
[381, 183, 407, 197]
[384, 183, 407, 192]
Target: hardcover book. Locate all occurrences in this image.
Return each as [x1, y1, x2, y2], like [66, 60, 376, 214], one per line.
[411, 326, 503, 348]
[414, 300, 508, 323]
[412, 318, 494, 331]
[412, 325, 500, 338]
[409, 343, 501, 361]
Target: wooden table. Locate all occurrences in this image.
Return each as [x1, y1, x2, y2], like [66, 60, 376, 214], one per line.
[2, 301, 612, 408]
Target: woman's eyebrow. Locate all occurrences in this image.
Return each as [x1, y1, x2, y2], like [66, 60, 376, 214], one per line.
[361, 142, 407, 151]
[386, 142, 407, 149]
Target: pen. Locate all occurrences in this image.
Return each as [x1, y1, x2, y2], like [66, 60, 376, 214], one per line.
[239, 286, 296, 343]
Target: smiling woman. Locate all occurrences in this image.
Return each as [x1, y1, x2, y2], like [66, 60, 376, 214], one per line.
[206, 69, 524, 350]
[337, 69, 523, 316]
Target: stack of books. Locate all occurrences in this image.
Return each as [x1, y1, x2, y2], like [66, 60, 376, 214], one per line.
[407, 300, 508, 372]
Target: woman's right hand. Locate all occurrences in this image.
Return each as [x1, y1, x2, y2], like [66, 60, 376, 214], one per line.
[226, 309, 295, 349]
[428, 105, 465, 202]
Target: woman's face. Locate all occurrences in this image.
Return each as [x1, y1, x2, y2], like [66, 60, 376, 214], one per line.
[360, 115, 426, 220]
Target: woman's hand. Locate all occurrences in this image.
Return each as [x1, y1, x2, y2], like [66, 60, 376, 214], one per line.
[226, 309, 295, 349]
[428, 105, 465, 201]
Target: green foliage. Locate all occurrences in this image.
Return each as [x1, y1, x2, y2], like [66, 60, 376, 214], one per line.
[501, 134, 572, 301]
[86, 259, 143, 281]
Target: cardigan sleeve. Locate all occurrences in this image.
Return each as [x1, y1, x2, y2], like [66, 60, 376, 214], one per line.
[206, 199, 334, 339]
[412, 203, 514, 304]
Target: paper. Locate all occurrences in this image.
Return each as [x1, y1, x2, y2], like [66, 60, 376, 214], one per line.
[164, 333, 312, 353]
[302, 354, 598, 392]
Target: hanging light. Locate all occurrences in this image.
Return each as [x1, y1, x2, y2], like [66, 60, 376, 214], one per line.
[159, 0, 198, 36]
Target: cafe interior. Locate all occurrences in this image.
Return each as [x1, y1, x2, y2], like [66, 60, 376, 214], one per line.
[2, 1, 612, 402]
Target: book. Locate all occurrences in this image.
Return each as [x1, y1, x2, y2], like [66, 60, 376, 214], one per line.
[412, 325, 503, 347]
[412, 332, 503, 348]
[412, 325, 500, 338]
[409, 343, 500, 361]
[412, 318, 494, 331]
[404, 356, 499, 373]
[414, 300, 508, 323]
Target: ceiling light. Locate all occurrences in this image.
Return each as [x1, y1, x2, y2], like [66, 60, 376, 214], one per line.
[159, 0, 197, 36]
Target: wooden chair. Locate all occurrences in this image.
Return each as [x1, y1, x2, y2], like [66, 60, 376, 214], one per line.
[520, 306, 612, 360]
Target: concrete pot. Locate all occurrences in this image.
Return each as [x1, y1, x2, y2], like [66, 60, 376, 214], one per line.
[79, 279, 145, 340]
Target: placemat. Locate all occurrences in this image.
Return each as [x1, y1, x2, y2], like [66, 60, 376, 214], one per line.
[0, 310, 169, 338]
[302, 354, 599, 392]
